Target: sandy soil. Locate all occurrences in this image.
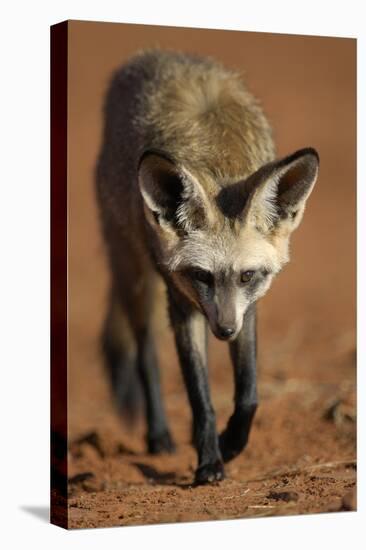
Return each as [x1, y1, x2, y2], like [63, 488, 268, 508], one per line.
[67, 325, 356, 528]
[64, 22, 356, 529]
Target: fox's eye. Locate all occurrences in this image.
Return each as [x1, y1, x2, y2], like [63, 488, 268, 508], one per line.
[240, 270, 255, 284]
[193, 269, 213, 285]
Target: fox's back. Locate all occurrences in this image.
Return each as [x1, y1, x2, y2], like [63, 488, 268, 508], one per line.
[96, 49, 275, 230]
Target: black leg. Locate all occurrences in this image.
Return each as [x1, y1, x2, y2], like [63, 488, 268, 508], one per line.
[168, 290, 224, 484]
[136, 328, 176, 454]
[102, 323, 141, 420]
[219, 303, 258, 463]
[101, 291, 144, 420]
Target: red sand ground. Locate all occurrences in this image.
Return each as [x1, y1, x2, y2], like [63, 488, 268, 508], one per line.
[67, 311, 356, 528]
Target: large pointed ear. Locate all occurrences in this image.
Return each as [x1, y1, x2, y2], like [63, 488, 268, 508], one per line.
[246, 148, 319, 233]
[138, 152, 212, 232]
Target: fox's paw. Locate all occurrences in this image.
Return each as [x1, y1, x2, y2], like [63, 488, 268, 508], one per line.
[219, 406, 257, 463]
[219, 430, 246, 463]
[147, 430, 176, 455]
[194, 460, 225, 485]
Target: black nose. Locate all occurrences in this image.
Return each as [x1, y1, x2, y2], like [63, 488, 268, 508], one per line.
[217, 326, 235, 340]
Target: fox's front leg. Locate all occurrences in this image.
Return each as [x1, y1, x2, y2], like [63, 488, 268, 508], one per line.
[168, 290, 224, 484]
[219, 303, 258, 463]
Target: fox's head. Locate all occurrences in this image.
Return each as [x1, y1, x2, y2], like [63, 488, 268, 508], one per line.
[138, 148, 319, 341]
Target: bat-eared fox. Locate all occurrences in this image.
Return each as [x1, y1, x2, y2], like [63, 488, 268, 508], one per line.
[96, 50, 319, 485]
